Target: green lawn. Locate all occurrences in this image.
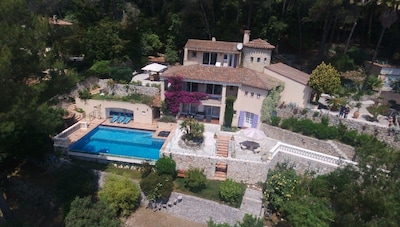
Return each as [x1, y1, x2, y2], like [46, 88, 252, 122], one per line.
[174, 178, 245, 208]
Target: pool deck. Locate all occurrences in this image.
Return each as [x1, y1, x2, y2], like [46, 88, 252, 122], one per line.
[67, 117, 178, 144]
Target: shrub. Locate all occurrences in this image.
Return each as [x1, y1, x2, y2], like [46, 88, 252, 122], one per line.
[180, 118, 205, 141]
[159, 115, 177, 123]
[281, 117, 298, 130]
[321, 116, 329, 126]
[98, 175, 141, 217]
[65, 196, 121, 227]
[219, 179, 244, 205]
[270, 116, 281, 126]
[140, 172, 174, 201]
[140, 162, 153, 178]
[299, 119, 315, 136]
[315, 124, 338, 140]
[155, 155, 176, 176]
[184, 168, 207, 192]
[340, 130, 358, 146]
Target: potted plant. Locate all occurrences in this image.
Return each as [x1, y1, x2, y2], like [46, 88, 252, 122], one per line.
[353, 102, 362, 119]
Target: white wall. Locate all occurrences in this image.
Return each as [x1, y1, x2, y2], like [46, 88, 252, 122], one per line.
[75, 98, 154, 124]
[264, 70, 312, 108]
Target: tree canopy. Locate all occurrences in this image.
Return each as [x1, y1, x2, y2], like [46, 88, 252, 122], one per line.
[308, 62, 341, 101]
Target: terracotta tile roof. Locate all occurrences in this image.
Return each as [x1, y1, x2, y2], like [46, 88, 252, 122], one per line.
[185, 39, 240, 54]
[265, 63, 310, 85]
[244, 38, 275, 49]
[161, 64, 282, 90]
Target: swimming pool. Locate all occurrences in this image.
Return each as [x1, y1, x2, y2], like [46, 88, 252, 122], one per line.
[69, 126, 164, 161]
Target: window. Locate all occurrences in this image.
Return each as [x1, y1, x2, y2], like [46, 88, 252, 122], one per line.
[192, 51, 197, 58]
[250, 57, 254, 62]
[206, 84, 222, 95]
[245, 112, 254, 126]
[257, 94, 261, 99]
[257, 57, 260, 62]
[264, 58, 267, 63]
[185, 82, 199, 92]
[245, 91, 249, 96]
[251, 92, 254, 97]
[202, 52, 217, 65]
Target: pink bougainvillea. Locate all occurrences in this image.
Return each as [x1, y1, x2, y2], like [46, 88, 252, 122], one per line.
[164, 76, 208, 115]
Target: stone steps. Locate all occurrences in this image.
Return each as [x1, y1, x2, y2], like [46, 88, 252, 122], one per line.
[214, 171, 227, 181]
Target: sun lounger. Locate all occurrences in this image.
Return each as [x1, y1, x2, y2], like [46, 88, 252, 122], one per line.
[117, 116, 125, 123]
[110, 115, 118, 123]
[123, 117, 132, 124]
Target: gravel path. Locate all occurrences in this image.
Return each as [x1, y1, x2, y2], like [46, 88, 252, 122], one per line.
[160, 192, 246, 225]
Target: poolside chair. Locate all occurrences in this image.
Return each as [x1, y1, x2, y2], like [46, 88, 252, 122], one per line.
[117, 115, 125, 123]
[110, 115, 118, 123]
[123, 116, 132, 124]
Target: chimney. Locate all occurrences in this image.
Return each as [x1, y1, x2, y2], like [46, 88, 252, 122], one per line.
[243, 30, 250, 44]
[212, 37, 216, 41]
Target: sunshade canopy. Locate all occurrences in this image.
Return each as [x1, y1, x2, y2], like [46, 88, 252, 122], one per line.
[237, 128, 267, 141]
[141, 63, 167, 72]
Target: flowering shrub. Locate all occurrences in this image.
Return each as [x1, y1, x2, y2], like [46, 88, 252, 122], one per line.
[164, 76, 208, 115]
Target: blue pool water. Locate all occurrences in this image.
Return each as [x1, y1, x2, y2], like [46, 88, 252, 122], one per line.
[69, 126, 164, 161]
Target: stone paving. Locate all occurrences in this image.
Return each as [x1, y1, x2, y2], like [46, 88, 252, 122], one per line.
[156, 188, 263, 226]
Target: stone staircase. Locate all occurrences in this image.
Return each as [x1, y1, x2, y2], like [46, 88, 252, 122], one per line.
[216, 136, 230, 157]
[67, 104, 83, 122]
[214, 162, 227, 181]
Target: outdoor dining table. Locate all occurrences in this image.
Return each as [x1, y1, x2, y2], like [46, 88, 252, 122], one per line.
[240, 140, 260, 151]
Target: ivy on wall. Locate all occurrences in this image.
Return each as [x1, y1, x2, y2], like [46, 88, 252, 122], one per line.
[261, 86, 283, 124]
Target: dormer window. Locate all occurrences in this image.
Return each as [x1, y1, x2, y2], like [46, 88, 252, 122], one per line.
[245, 91, 249, 96]
[251, 92, 254, 97]
[257, 94, 261, 99]
[264, 58, 267, 63]
[257, 57, 260, 62]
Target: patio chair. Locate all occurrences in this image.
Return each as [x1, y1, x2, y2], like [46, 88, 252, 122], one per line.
[123, 117, 132, 124]
[110, 115, 118, 123]
[117, 116, 125, 123]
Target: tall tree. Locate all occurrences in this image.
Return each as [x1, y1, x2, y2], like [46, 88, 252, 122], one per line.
[308, 62, 341, 101]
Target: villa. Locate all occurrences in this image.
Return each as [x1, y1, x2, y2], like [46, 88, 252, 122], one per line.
[52, 30, 353, 184]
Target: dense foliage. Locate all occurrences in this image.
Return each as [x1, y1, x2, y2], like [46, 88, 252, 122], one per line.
[53, 164, 98, 211]
[308, 62, 341, 101]
[98, 174, 141, 217]
[219, 179, 244, 206]
[184, 167, 207, 192]
[65, 196, 121, 227]
[140, 172, 174, 201]
[155, 155, 177, 176]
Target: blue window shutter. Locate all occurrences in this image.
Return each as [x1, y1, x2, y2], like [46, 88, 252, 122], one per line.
[251, 114, 258, 128]
[238, 111, 245, 127]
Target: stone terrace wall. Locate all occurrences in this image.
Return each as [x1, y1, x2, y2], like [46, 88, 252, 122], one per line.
[273, 152, 338, 175]
[261, 124, 356, 160]
[98, 79, 159, 97]
[275, 107, 400, 148]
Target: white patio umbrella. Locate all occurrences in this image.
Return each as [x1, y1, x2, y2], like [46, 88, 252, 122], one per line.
[141, 63, 167, 72]
[237, 127, 267, 141]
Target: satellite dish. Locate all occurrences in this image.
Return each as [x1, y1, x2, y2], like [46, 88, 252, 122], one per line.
[237, 43, 243, 50]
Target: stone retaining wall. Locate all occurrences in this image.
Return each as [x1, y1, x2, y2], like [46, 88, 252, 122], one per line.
[275, 107, 400, 148]
[98, 79, 159, 97]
